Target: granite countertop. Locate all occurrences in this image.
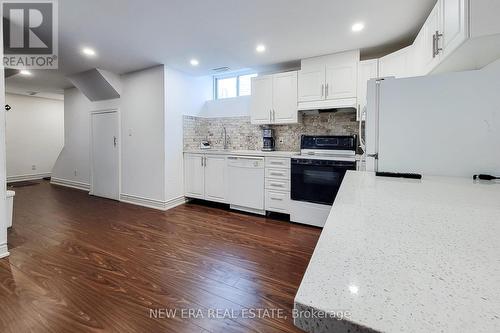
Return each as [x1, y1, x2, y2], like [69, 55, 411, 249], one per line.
[294, 171, 500, 333]
[184, 149, 299, 157]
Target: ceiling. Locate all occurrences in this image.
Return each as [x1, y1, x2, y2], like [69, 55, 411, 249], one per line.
[6, 0, 436, 95]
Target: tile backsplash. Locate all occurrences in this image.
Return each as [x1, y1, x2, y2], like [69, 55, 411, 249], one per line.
[183, 111, 359, 152]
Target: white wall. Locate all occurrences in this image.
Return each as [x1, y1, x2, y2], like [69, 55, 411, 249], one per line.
[164, 68, 211, 202]
[5, 94, 64, 181]
[52, 65, 208, 210]
[120, 65, 167, 202]
[0, 30, 7, 258]
[470, 0, 500, 38]
[199, 96, 250, 118]
[51, 88, 119, 189]
[52, 88, 91, 186]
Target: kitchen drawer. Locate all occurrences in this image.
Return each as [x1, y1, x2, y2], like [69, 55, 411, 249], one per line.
[265, 168, 290, 180]
[265, 157, 291, 169]
[265, 178, 290, 192]
[265, 190, 290, 214]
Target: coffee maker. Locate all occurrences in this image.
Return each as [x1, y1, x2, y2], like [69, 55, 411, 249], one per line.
[262, 128, 275, 151]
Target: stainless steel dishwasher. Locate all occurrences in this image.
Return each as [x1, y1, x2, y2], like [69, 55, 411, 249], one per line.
[227, 156, 265, 215]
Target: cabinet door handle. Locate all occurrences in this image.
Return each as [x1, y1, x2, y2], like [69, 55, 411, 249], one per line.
[273, 109, 275, 121]
[113, 136, 117, 147]
[269, 110, 272, 122]
[204, 157, 207, 167]
[435, 30, 443, 56]
[270, 197, 283, 201]
[321, 84, 324, 98]
[201, 156, 204, 167]
[325, 84, 329, 98]
[432, 32, 436, 58]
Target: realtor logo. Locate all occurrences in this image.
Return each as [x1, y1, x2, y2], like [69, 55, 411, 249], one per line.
[2, 0, 58, 69]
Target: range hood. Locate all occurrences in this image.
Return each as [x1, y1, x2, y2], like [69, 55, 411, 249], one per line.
[297, 97, 357, 111]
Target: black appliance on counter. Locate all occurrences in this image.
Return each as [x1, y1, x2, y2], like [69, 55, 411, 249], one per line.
[262, 128, 275, 151]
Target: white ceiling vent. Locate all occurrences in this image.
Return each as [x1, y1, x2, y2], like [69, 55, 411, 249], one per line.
[212, 66, 230, 73]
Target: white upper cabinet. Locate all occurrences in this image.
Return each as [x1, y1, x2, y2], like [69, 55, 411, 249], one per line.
[272, 71, 298, 124]
[379, 46, 412, 78]
[411, 0, 470, 75]
[250, 76, 273, 124]
[298, 50, 359, 110]
[357, 59, 379, 120]
[419, 2, 441, 74]
[298, 64, 325, 102]
[325, 58, 358, 100]
[250, 71, 298, 125]
[440, 0, 469, 58]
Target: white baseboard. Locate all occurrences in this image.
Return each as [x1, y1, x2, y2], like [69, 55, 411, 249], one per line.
[120, 193, 186, 211]
[7, 172, 51, 183]
[0, 244, 9, 259]
[50, 177, 90, 192]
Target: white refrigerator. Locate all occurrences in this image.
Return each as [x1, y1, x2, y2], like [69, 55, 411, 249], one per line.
[365, 60, 500, 178]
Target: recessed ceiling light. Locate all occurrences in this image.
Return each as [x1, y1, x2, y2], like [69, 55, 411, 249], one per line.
[19, 70, 32, 76]
[348, 284, 359, 294]
[256, 44, 266, 53]
[352, 22, 365, 32]
[82, 47, 96, 56]
[190, 59, 199, 66]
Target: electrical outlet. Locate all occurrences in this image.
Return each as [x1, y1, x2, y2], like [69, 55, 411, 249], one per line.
[31, 165, 36, 170]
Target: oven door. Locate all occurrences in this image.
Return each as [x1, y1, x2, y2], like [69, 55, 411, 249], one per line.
[291, 159, 356, 205]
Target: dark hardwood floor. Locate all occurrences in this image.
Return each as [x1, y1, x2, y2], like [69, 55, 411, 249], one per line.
[0, 181, 321, 333]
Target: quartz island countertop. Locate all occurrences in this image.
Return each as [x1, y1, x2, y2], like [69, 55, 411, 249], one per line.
[294, 171, 500, 333]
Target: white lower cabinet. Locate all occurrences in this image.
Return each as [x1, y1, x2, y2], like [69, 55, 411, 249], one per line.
[265, 190, 290, 214]
[184, 154, 205, 199]
[264, 157, 291, 214]
[185, 154, 291, 214]
[265, 178, 290, 192]
[204, 155, 227, 202]
[184, 153, 227, 203]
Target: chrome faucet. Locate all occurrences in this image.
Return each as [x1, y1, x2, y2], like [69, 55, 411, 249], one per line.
[221, 126, 228, 150]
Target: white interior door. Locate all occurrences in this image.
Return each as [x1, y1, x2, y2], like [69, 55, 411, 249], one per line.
[91, 111, 119, 200]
